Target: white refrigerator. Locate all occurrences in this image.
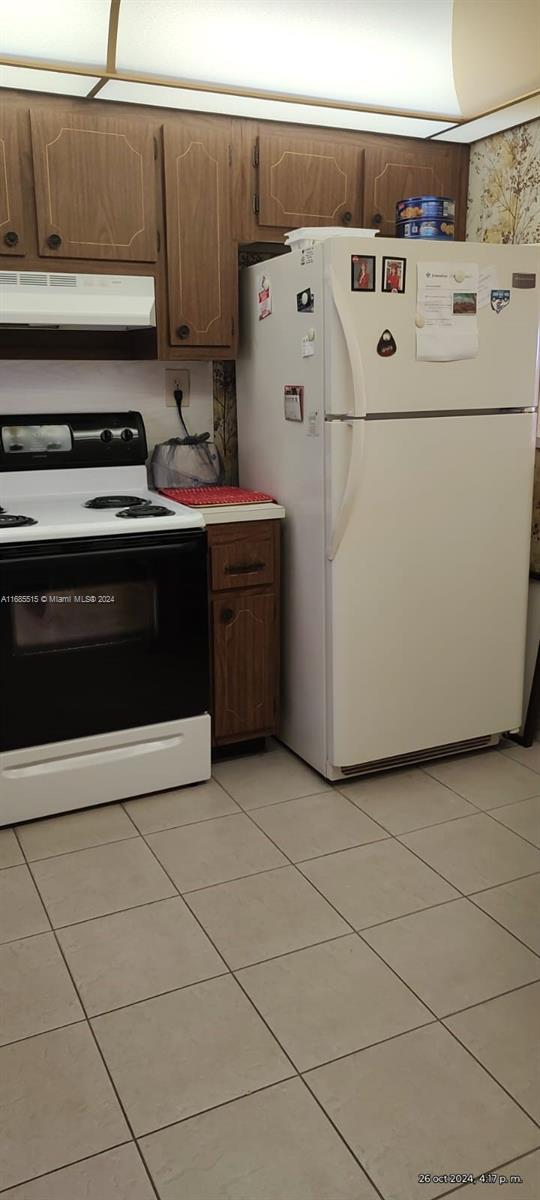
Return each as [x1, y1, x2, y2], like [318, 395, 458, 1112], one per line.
[237, 235, 540, 780]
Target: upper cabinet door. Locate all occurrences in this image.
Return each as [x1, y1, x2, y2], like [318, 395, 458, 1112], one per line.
[30, 111, 157, 261]
[164, 116, 235, 348]
[363, 142, 469, 238]
[0, 109, 27, 256]
[258, 131, 363, 229]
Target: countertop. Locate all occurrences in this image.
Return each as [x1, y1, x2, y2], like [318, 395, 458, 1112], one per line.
[198, 502, 285, 525]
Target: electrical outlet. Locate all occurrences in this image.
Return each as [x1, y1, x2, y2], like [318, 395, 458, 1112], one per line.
[165, 368, 190, 407]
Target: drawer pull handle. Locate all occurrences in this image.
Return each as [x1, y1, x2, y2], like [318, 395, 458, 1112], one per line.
[225, 560, 266, 574]
[4, 230, 19, 247]
[47, 233, 63, 249]
[221, 607, 235, 623]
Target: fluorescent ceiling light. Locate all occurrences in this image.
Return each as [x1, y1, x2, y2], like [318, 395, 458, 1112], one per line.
[100, 79, 452, 139]
[115, 0, 460, 117]
[0, 64, 100, 96]
[0, 0, 109, 66]
[433, 95, 540, 142]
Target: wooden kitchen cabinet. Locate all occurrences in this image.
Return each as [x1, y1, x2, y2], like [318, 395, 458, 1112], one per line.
[208, 521, 280, 745]
[238, 122, 364, 241]
[30, 110, 158, 262]
[363, 141, 469, 238]
[0, 108, 28, 256]
[163, 115, 236, 351]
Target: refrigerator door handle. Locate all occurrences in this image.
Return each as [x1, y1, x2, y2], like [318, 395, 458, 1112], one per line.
[328, 417, 365, 561]
[328, 266, 366, 420]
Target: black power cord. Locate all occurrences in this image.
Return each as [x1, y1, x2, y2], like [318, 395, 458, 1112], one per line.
[174, 388, 211, 445]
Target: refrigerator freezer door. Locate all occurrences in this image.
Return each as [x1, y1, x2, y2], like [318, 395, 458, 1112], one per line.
[326, 411, 535, 771]
[324, 237, 540, 416]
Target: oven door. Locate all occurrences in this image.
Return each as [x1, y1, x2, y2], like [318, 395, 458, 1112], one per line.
[0, 530, 209, 752]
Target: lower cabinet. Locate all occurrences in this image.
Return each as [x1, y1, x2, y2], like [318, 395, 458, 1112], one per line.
[208, 520, 280, 745]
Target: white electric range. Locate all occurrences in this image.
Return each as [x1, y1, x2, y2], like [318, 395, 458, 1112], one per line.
[0, 411, 211, 826]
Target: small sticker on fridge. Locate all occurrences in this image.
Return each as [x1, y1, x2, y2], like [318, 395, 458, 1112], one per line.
[301, 246, 314, 265]
[491, 289, 510, 313]
[297, 288, 314, 312]
[301, 330, 315, 357]
[512, 272, 536, 289]
[283, 385, 304, 422]
[258, 274, 272, 320]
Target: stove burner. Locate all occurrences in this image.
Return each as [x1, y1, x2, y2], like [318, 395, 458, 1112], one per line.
[85, 495, 149, 510]
[117, 504, 173, 519]
[0, 513, 38, 528]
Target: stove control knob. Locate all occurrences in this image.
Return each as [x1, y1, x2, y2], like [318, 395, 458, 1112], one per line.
[100, 429, 113, 443]
[121, 428, 134, 442]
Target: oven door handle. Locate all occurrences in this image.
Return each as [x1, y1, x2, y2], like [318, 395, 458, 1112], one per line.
[0, 541, 199, 568]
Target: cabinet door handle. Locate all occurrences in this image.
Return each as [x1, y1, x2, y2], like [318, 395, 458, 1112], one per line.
[341, 210, 352, 225]
[177, 324, 190, 339]
[221, 607, 235, 623]
[4, 230, 19, 247]
[372, 213, 383, 226]
[224, 560, 266, 575]
[47, 233, 63, 249]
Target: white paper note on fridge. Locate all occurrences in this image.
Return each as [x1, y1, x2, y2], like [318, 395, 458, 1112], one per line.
[416, 261, 479, 361]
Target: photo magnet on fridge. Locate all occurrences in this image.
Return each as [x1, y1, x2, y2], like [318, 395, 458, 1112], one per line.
[351, 255, 375, 292]
[283, 385, 304, 422]
[297, 288, 314, 312]
[490, 289, 510, 313]
[382, 256, 406, 293]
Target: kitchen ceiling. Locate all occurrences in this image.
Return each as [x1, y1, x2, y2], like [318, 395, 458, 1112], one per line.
[0, 0, 538, 141]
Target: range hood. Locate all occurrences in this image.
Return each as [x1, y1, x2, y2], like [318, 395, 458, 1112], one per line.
[0, 271, 156, 330]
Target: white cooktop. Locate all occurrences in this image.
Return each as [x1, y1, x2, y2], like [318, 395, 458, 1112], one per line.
[0, 466, 204, 542]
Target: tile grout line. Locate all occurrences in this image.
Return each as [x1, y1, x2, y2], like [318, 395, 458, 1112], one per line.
[11, 831, 140, 866]
[212, 778, 445, 1022]
[11, 826, 162, 1200]
[0, 1140, 135, 1197]
[226, 786, 540, 1144]
[6, 768, 539, 1191]
[481, 802, 540, 853]
[442, 1020, 540, 1133]
[135, 815, 387, 1199]
[436, 1143, 540, 1198]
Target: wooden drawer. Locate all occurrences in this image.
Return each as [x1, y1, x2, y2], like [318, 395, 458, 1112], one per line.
[210, 526, 275, 591]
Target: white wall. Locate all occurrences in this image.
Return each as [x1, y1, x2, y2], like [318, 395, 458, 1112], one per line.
[0, 360, 214, 453]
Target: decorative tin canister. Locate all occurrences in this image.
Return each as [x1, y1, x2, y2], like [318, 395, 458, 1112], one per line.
[396, 196, 455, 240]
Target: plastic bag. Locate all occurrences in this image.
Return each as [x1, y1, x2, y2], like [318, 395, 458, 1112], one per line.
[150, 439, 223, 489]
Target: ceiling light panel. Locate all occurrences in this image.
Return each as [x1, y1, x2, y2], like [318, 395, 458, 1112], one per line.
[100, 79, 451, 137]
[433, 95, 540, 141]
[116, 0, 460, 117]
[0, 64, 100, 96]
[0, 0, 110, 66]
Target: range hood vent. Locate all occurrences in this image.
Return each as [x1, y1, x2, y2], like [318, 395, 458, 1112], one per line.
[0, 271, 156, 330]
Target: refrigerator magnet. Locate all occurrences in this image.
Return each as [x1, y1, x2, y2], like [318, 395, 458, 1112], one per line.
[297, 288, 314, 312]
[351, 255, 375, 292]
[382, 256, 406, 293]
[490, 289, 510, 313]
[284, 385, 304, 422]
[257, 274, 272, 320]
[377, 329, 397, 356]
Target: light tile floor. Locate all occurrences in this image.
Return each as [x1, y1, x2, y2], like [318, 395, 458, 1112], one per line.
[1, 740, 539, 1200]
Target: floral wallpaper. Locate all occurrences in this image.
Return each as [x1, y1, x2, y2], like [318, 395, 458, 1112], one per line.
[212, 360, 238, 485]
[466, 118, 540, 243]
[466, 119, 540, 582]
